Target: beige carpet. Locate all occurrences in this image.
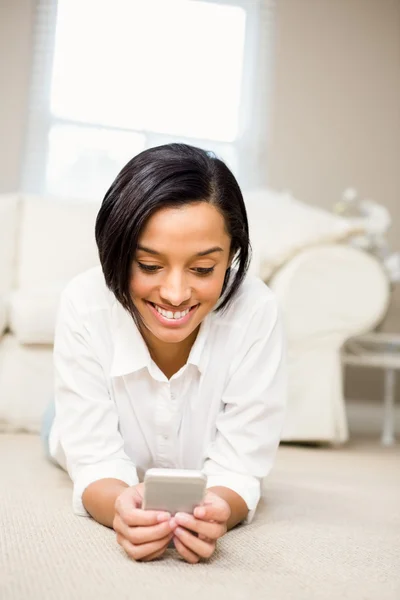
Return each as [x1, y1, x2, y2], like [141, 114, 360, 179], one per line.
[0, 434, 399, 600]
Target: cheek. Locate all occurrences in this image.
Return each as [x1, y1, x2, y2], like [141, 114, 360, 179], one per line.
[197, 275, 226, 302]
[130, 271, 151, 300]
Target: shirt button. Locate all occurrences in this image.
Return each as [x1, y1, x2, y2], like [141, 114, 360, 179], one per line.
[162, 434, 169, 440]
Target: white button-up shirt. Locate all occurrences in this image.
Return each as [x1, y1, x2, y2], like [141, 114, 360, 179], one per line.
[49, 266, 286, 523]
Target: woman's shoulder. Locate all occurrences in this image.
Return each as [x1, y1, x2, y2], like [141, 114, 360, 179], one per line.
[60, 266, 114, 316]
[208, 273, 280, 360]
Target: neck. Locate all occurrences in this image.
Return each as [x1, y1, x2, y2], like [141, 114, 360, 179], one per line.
[140, 325, 200, 379]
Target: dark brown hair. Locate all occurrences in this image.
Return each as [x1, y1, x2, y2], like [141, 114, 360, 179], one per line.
[95, 143, 251, 321]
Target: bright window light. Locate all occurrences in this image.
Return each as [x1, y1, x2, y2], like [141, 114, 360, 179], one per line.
[50, 0, 246, 142]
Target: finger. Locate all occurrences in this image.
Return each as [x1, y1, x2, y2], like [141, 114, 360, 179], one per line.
[174, 513, 226, 540]
[198, 534, 213, 543]
[173, 535, 200, 564]
[115, 490, 171, 525]
[193, 502, 230, 524]
[174, 527, 216, 560]
[114, 516, 174, 546]
[113, 514, 174, 544]
[117, 532, 173, 562]
[114, 489, 142, 512]
[115, 504, 171, 528]
[140, 540, 172, 562]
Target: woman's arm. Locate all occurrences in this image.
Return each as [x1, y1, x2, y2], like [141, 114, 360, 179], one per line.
[54, 290, 139, 519]
[203, 292, 287, 524]
[82, 478, 129, 528]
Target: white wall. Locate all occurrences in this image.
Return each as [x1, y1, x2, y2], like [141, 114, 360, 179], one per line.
[269, 0, 400, 248]
[268, 0, 400, 401]
[0, 0, 34, 192]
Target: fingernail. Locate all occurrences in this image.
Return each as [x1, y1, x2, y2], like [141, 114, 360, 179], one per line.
[175, 527, 184, 535]
[169, 518, 177, 529]
[175, 512, 190, 524]
[194, 507, 206, 518]
[157, 512, 171, 522]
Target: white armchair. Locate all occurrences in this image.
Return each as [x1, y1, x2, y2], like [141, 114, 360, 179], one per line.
[270, 245, 389, 441]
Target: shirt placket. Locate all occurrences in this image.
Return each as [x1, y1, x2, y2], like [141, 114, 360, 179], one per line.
[155, 381, 178, 468]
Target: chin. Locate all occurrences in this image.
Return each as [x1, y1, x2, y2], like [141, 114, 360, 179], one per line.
[158, 331, 191, 343]
[148, 325, 196, 345]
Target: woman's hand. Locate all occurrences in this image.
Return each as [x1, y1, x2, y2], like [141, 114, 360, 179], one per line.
[171, 491, 231, 564]
[113, 483, 176, 562]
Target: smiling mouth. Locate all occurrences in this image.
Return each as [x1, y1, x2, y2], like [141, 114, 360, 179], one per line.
[148, 301, 198, 321]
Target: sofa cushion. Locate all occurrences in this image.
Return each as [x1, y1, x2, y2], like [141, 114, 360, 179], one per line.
[0, 194, 20, 295]
[0, 336, 53, 432]
[244, 189, 361, 280]
[8, 285, 65, 344]
[16, 195, 101, 289]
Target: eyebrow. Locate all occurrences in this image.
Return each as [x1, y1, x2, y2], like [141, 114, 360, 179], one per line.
[137, 245, 224, 257]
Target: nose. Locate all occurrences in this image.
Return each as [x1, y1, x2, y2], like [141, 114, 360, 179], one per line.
[159, 269, 191, 307]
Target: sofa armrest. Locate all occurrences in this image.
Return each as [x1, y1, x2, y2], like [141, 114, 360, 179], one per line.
[269, 244, 390, 346]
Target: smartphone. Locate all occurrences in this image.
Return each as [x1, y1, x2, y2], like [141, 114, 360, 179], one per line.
[143, 468, 207, 515]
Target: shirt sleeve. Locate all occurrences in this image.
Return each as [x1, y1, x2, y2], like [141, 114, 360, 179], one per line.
[53, 291, 139, 517]
[203, 293, 287, 524]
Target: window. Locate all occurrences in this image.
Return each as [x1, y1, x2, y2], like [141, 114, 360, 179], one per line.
[22, 0, 275, 199]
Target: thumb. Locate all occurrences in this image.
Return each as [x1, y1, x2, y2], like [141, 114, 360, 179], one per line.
[194, 491, 230, 523]
[129, 483, 145, 508]
[116, 484, 143, 517]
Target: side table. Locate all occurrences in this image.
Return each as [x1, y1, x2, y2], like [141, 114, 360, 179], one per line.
[342, 332, 400, 446]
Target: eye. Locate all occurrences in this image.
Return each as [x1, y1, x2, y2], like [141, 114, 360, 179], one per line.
[137, 263, 161, 273]
[192, 267, 215, 276]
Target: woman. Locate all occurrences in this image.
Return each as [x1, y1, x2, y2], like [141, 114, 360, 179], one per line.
[43, 143, 286, 564]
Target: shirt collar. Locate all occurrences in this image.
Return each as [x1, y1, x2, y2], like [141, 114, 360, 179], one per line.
[186, 312, 212, 375]
[110, 300, 151, 377]
[109, 299, 213, 378]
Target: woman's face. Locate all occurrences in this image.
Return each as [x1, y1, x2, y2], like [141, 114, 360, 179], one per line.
[130, 202, 232, 346]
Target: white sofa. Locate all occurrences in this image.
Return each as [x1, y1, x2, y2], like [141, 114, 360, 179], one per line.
[0, 191, 390, 442]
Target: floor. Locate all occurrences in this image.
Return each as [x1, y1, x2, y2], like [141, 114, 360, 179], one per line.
[0, 418, 399, 600]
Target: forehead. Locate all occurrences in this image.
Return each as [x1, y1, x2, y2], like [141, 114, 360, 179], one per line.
[138, 203, 229, 246]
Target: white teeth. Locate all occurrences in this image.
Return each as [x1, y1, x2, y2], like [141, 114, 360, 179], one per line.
[153, 304, 191, 320]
